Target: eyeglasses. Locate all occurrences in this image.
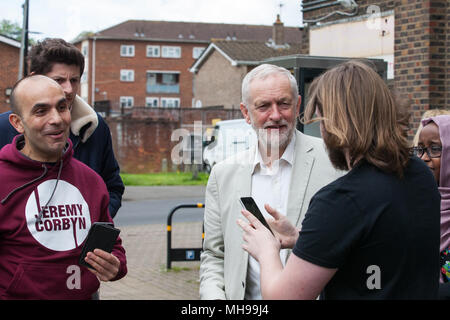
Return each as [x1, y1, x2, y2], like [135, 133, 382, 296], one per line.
[411, 146, 442, 158]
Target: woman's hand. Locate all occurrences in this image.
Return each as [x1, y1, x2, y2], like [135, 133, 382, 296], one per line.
[264, 204, 300, 249]
[237, 209, 281, 262]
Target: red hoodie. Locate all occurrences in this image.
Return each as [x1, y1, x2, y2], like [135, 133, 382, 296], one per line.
[0, 135, 127, 299]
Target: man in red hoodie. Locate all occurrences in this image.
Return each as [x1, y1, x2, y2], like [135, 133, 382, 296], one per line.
[0, 75, 127, 299]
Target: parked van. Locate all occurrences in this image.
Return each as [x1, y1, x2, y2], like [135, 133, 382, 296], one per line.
[203, 119, 257, 172]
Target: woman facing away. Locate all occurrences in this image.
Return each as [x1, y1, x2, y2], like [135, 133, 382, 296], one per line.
[415, 115, 450, 299]
[237, 60, 441, 300]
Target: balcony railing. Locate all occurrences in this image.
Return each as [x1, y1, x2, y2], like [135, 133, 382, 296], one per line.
[146, 84, 180, 94]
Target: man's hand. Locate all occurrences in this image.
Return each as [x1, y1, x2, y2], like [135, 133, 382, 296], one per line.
[264, 204, 300, 249]
[85, 249, 120, 281]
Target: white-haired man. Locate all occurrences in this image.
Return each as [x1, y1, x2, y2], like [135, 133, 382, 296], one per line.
[199, 64, 343, 300]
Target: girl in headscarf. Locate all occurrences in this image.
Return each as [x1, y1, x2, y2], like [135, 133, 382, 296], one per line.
[416, 115, 450, 298]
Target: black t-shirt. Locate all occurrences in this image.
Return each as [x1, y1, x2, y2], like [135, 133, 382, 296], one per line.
[293, 157, 441, 299]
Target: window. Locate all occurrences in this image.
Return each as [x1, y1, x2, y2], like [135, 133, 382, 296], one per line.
[162, 46, 181, 58]
[120, 45, 135, 57]
[146, 71, 180, 93]
[120, 69, 135, 82]
[145, 97, 159, 108]
[120, 96, 134, 108]
[193, 47, 205, 59]
[161, 98, 180, 108]
[146, 45, 160, 57]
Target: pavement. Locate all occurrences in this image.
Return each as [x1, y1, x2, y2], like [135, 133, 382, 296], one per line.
[99, 186, 206, 300]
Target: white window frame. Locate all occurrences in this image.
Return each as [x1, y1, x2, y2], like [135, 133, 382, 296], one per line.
[81, 44, 88, 57]
[120, 45, 135, 57]
[120, 69, 135, 82]
[162, 46, 181, 58]
[120, 96, 134, 108]
[81, 41, 89, 84]
[146, 70, 180, 94]
[192, 47, 205, 59]
[161, 97, 180, 108]
[81, 73, 88, 84]
[146, 45, 160, 57]
[145, 97, 159, 108]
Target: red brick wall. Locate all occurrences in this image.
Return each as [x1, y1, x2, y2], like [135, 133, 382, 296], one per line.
[0, 42, 20, 113]
[85, 39, 207, 111]
[447, 1, 450, 109]
[106, 107, 243, 173]
[394, 0, 449, 138]
[107, 118, 179, 173]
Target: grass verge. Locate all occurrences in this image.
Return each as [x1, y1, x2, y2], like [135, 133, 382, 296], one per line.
[121, 172, 209, 186]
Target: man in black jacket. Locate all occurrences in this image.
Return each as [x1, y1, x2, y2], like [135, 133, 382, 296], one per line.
[0, 38, 124, 218]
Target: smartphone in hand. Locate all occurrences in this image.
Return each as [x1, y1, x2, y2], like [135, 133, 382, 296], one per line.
[79, 222, 120, 269]
[239, 197, 274, 235]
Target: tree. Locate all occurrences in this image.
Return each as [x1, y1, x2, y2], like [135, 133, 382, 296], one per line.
[72, 30, 95, 42]
[0, 19, 36, 45]
[0, 19, 22, 40]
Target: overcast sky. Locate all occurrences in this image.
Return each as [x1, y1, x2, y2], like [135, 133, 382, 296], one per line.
[2, 0, 303, 42]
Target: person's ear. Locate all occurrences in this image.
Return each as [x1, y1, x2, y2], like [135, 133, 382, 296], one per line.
[240, 103, 251, 125]
[296, 95, 301, 115]
[9, 113, 24, 134]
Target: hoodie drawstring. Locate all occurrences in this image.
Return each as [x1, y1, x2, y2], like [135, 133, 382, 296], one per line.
[1, 164, 49, 205]
[36, 159, 64, 223]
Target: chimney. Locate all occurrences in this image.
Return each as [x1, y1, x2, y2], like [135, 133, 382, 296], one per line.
[272, 14, 284, 46]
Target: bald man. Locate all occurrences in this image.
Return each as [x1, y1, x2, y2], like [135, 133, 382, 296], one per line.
[9, 75, 72, 162]
[0, 75, 127, 300]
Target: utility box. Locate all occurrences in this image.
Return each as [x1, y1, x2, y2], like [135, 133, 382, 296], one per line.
[263, 55, 387, 137]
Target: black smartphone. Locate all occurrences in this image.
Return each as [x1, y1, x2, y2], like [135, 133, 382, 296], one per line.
[79, 222, 120, 269]
[239, 197, 274, 235]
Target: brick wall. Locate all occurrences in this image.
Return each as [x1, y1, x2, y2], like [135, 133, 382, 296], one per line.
[107, 118, 179, 173]
[447, 1, 450, 109]
[107, 107, 243, 173]
[0, 42, 20, 113]
[394, 0, 449, 137]
[193, 50, 248, 110]
[82, 39, 207, 111]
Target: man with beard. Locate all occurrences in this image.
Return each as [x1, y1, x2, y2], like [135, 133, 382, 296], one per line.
[237, 60, 440, 299]
[199, 64, 343, 300]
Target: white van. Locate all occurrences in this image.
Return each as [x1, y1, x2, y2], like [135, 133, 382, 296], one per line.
[203, 119, 257, 172]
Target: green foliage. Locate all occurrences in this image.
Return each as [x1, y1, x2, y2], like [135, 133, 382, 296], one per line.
[0, 19, 22, 39]
[0, 19, 36, 45]
[72, 30, 95, 42]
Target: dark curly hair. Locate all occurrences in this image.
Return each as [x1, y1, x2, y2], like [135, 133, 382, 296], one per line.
[28, 38, 84, 77]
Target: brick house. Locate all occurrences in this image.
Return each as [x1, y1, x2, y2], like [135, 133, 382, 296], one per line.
[190, 17, 303, 111]
[299, 0, 449, 138]
[190, 39, 302, 110]
[0, 35, 20, 113]
[73, 19, 302, 114]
